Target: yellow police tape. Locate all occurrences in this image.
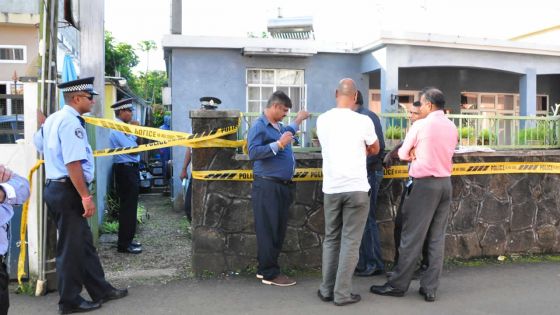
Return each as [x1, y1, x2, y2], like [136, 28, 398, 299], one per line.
[17, 117, 246, 283]
[17, 159, 43, 285]
[192, 162, 560, 181]
[83, 116, 246, 157]
[19, 114, 560, 286]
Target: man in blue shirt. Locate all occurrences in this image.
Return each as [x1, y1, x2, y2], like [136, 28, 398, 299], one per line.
[248, 90, 309, 286]
[354, 90, 387, 277]
[34, 77, 128, 314]
[0, 165, 30, 315]
[109, 98, 142, 254]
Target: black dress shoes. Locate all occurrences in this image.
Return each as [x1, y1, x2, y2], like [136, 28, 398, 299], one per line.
[130, 240, 142, 247]
[59, 300, 101, 314]
[118, 244, 142, 254]
[98, 288, 129, 304]
[334, 293, 361, 306]
[370, 283, 405, 297]
[355, 267, 385, 277]
[317, 290, 334, 302]
[419, 287, 436, 302]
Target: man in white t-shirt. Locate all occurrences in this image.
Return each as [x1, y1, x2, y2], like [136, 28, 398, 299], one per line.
[317, 78, 380, 306]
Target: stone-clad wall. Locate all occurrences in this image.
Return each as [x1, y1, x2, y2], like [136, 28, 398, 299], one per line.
[190, 110, 560, 274]
[377, 152, 560, 261]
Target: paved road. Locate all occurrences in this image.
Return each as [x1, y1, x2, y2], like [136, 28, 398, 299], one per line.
[11, 262, 560, 315]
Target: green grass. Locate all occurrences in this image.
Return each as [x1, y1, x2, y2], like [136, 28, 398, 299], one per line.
[179, 217, 191, 238]
[101, 221, 119, 234]
[137, 203, 147, 224]
[16, 282, 35, 296]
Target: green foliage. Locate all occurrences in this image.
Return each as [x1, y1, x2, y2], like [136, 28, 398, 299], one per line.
[105, 33, 167, 106]
[200, 270, 216, 278]
[517, 124, 549, 144]
[458, 126, 475, 139]
[104, 31, 139, 85]
[16, 282, 35, 296]
[179, 217, 191, 238]
[385, 126, 404, 140]
[101, 221, 119, 234]
[151, 104, 166, 127]
[478, 129, 495, 145]
[137, 203, 147, 224]
[104, 188, 120, 222]
[137, 40, 157, 53]
[138, 70, 167, 105]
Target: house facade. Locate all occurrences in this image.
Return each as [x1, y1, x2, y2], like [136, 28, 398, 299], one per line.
[163, 31, 560, 197]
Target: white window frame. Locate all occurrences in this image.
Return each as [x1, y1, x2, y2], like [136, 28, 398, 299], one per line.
[246, 68, 307, 146]
[246, 68, 306, 113]
[0, 45, 27, 64]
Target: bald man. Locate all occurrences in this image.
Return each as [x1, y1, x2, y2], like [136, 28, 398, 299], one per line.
[317, 79, 380, 306]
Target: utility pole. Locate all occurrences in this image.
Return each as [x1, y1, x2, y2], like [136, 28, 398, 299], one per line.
[35, 0, 59, 296]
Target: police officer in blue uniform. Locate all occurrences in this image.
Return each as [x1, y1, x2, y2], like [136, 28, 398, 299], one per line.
[109, 98, 142, 254]
[34, 77, 127, 314]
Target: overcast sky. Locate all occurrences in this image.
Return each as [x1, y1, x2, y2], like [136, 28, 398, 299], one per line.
[105, 0, 560, 73]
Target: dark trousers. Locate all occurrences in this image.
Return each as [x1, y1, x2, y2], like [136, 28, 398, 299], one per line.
[251, 177, 295, 280]
[184, 179, 192, 221]
[357, 170, 385, 272]
[389, 177, 452, 292]
[0, 260, 8, 315]
[394, 180, 430, 267]
[44, 182, 113, 307]
[114, 164, 139, 250]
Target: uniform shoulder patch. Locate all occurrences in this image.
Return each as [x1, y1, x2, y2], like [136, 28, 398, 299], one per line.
[75, 128, 84, 139]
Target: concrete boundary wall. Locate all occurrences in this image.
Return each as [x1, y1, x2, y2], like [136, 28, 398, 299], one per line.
[190, 110, 560, 274]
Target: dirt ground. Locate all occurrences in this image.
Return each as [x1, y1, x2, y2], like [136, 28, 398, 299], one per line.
[97, 193, 192, 287]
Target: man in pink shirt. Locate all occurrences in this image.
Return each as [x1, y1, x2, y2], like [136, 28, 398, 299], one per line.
[371, 88, 458, 302]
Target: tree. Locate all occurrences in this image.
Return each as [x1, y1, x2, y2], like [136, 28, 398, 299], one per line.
[137, 70, 167, 105]
[104, 31, 139, 86]
[137, 40, 157, 100]
[137, 40, 157, 73]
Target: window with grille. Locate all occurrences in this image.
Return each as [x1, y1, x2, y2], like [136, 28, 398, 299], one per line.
[0, 83, 25, 144]
[246, 69, 305, 113]
[246, 68, 307, 146]
[0, 46, 26, 63]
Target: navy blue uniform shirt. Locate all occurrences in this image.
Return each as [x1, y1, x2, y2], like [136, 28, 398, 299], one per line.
[356, 105, 385, 169]
[248, 114, 298, 181]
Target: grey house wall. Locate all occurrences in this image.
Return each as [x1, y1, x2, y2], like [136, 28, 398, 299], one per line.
[170, 48, 365, 197]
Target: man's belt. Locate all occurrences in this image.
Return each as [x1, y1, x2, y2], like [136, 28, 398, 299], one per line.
[254, 175, 294, 185]
[115, 162, 139, 167]
[45, 176, 69, 184]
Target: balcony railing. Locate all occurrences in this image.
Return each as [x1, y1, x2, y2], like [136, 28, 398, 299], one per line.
[381, 113, 560, 149]
[240, 112, 560, 152]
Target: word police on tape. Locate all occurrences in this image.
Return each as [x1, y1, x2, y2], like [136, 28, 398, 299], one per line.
[192, 162, 560, 181]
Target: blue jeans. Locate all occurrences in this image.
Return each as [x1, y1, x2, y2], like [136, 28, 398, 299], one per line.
[356, 170, 385, 272]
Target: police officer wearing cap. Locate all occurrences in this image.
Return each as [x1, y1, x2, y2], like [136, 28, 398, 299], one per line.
[34, 77, 128, 314]
[109, 98, 142, 254]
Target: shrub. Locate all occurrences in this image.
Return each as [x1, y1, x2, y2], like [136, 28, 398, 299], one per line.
[517, 124, 548, 145]
[478, 129, 495, 145]
[458, 127, 475, 139]
[385, 126, 404, 140]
